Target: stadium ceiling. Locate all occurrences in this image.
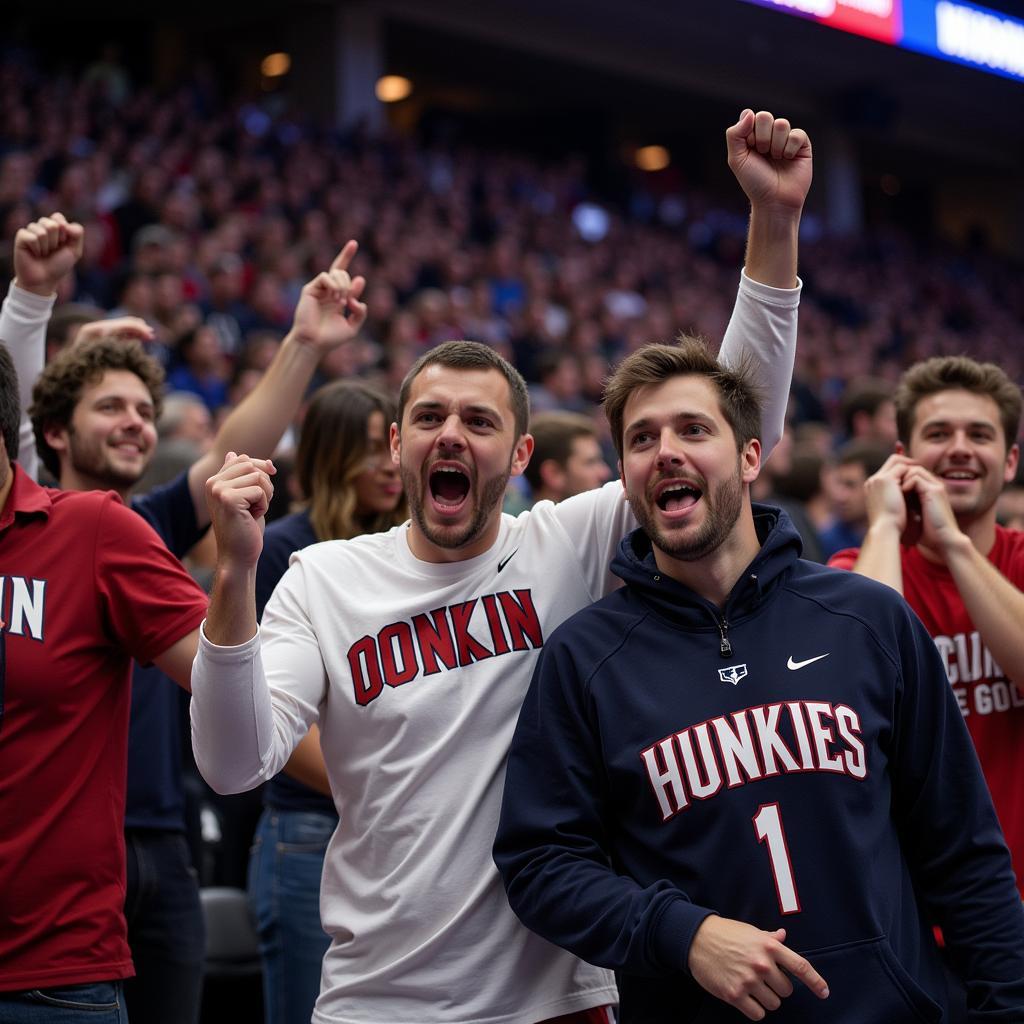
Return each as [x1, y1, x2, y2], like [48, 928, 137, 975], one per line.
[366, 0, 1023, 166]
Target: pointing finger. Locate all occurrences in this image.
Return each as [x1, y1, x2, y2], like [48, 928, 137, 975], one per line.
[330, 239, 358, 273]
[777, 945, 829, 999]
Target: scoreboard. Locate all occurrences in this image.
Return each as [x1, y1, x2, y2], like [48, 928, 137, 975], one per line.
[738, 0, 1024, 83]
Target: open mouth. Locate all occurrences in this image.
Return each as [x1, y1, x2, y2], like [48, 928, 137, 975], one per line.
[940, 470, 979, 482]
[655, 480, 702, 513]
[429, 464, 471, 513]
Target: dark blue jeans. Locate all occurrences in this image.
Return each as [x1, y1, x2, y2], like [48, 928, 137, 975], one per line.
[124, 830, 205, 1024]
[247, 809, 334, 1024]
[0, 982, 128, 1022]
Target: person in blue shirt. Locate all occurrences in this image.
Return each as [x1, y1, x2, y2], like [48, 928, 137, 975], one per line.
[250, 378, 405, 1024]
[494, 338, 1024, 1023]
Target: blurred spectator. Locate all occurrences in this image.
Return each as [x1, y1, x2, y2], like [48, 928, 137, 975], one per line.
[529, 350, 588, 414]
[167, 324, 230, 413]
[818, 438, 891, 559]
[523, 411, 612, 504]
[840, 377, 898, 447]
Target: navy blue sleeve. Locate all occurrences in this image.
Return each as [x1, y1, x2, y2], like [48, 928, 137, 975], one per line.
[131, 470, 205, 559]
[494, 629, 714, 978]
[255, 513, 318, 622]
[888, 601, 1024, 1018]
[255, 530, 295, 621]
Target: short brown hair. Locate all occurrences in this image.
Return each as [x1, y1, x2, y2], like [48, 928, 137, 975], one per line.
[397, 341, 530, 438]
[30, 337, 165, 479]
[603, 335, 762, 459]
[895, 356, 1022, 448]
[524, 411, 598, 491]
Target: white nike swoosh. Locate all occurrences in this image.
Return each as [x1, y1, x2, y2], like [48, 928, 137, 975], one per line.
[787, 654, 830, 671]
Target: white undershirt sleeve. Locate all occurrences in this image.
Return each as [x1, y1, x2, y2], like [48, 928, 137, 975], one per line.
[190, 622, 278, 794]
[719, 269, 801, 459]
[1, 282, 55, 482]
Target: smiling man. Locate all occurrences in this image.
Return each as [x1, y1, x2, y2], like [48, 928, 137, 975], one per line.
[828, 356, 1024, 908]
[191, 108, 814, 1024]
[493, 339, 1024, 1023]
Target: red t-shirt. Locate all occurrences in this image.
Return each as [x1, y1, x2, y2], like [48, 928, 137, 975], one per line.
[830, 527, 1024, 896]
[0, 465, 208, 991]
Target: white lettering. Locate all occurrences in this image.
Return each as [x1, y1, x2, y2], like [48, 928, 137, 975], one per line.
[806, 701, 845, 772]
[9, 577, 46, 640]
[976, 683, 993, 715]
[750, 705, 801, 776]
[835, 705, 867, 779]
[712, 713, 762, 787]
[678, 724, 723, 800]
[935, 634, 958, 684]
[641, 739, 688, 820]
[936, 1, 1024, 78]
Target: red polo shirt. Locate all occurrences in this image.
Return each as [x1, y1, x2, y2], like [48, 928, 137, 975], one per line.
[0, 464, 208, 990]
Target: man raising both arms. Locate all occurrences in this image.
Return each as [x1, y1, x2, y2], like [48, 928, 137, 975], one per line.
[191, 108, 812, 1024]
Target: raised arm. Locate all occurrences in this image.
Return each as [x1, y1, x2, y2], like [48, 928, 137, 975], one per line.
[719, 110, 813, 458]
[191, 452, 323, 794]
[185, 244, 367, 528]
[1, 213, 84, 480]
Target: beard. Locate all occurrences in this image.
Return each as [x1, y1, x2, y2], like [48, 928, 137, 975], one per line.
[401, 460, 511, 552]
[629, 459, 745, 562]
[67, 427, 146, 491]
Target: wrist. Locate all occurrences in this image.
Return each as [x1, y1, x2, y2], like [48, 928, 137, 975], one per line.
[938, 528, 973, 562]
[865, 517, 903, 542]
[748, 202, 802, 228]
[12, 275, 57, 299]
[214, 559, 259, 587]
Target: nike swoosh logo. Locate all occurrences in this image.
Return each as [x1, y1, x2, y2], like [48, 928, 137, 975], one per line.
[787, 654, 830, 671]
[497, 548, 519, 573]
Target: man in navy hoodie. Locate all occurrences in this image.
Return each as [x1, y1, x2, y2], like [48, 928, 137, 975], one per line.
[494, 338, 1024, 1023]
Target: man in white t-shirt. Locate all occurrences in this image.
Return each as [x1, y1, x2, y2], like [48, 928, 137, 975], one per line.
[191, 109, 813, 1024]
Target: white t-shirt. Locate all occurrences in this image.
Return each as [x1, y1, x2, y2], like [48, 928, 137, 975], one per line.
[191, 272, 800, 1024]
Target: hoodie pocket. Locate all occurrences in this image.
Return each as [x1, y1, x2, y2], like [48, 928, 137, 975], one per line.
[683, 935, 942, 1024]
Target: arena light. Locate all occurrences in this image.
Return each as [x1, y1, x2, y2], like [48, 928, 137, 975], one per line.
[261, 52, 291, 78]
[737, 0, 1024, 82]
[376, 75, 413, 102]
[635, 145, 671, 172]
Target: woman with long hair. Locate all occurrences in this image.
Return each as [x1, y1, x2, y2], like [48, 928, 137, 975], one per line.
[248, 380, 405, 1024]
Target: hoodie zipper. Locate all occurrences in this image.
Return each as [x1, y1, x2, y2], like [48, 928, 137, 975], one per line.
[717, 617, 732, 658]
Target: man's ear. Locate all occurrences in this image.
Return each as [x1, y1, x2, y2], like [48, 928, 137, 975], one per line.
[43, 423, 70, 457]
[895, 440, 906, 455]
[1005, 443, 1020, 484]
[510, 433, 534, 478]
[389, 421, 401, 464]
[741, 438, 761, 484]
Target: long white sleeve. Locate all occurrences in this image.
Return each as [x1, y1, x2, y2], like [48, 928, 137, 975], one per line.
[0, 282, 54, 481]
[190, 623, 281, 794]
[719, 269, 801, 458]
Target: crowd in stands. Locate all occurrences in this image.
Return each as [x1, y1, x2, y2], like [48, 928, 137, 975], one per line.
[3, 56, 1021, 462]
[4, 41, 1024, 1024]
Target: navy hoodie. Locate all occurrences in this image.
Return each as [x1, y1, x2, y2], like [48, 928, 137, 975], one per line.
[495, 507, 1024, 1022]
